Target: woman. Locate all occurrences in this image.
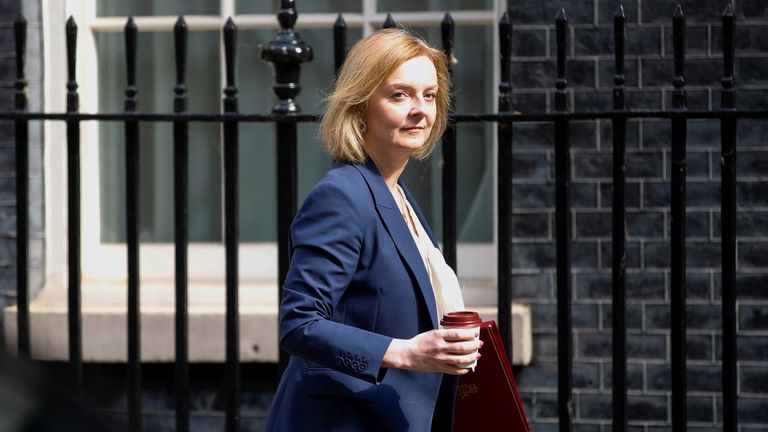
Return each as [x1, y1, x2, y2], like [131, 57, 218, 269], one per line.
[265, 29, 482, 432]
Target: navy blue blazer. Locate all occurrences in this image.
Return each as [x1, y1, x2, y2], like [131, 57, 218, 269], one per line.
[265, 160, 458, 432]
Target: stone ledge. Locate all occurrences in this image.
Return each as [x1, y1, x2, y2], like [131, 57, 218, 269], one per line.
[3, 280, 532, 366]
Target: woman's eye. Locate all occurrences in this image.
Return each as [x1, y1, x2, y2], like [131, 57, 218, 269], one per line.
[392, 91, 408, 100]
[424, 92, 437, 100]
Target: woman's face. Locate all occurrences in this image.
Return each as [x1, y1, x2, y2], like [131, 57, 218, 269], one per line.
[362, 55, 438, 158]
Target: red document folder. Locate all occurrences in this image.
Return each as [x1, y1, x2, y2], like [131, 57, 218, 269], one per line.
[453, 320, 531, 432]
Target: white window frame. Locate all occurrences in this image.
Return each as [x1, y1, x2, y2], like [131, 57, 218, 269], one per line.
[43, 0, 505, 294]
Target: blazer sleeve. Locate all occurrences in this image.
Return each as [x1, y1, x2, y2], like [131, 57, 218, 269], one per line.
[279, 180, 393, 384]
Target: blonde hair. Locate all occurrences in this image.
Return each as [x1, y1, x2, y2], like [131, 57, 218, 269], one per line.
[320, 28, 451, 163]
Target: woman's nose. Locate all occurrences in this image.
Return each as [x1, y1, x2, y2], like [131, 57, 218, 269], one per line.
[409, 97, 428, 116]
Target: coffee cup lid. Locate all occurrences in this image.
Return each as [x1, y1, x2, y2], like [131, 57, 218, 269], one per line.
[440, 311, 482, 328]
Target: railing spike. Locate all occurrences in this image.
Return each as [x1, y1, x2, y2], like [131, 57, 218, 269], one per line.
[556, 8, 567, 21]
[65, 15, 78, 110]
[174, 15, 188, 103]
[225, 16, 236, 30]
[672, 3, 686, 93]
[14, 14, 26, 86]
[223, 17, 237, 90]
[499, 12, 511, 89]
[334, 13, 345, 27]
[175, 15, 187, 29]
[333, 13, 347, 74]
[614, 5, 626, 83]
[500, 10, 510, 25]
[722, 4, 735, 89]
[723, 2, 734, 17]
[383, 13, 397, 29]
[441, 12, 454, 61]
[442, 11, 454, 26]
[124, 16, 137, 105]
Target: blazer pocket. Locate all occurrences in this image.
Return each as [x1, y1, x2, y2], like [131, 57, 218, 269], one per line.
[304, 368, 375, 402]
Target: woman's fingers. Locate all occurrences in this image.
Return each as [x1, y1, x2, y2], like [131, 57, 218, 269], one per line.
[445, 339, 483, 354]
[442, 328, 479, 341]
[394, 329, 484, 374]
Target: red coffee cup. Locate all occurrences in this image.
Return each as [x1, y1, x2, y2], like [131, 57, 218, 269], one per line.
[440, 311, 482, 370]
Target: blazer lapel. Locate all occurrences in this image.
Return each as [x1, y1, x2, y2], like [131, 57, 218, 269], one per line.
[354, 160, 439, 329]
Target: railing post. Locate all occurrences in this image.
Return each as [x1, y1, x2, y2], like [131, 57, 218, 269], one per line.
[554, 9, 572, 432]
[65, 15, 83, 392]
[670, 5, 688, 432]
[173, 15, 189, 432]
[124, 16, 144, 432]
[14, 13, 30, 359]
[441, 12, 457, 271]
[261, 0, 313, 373]
[497, 11, 514, 364]
[720, 4, 738, 432]
[611, 6, 628, 432]
[222, 17, 241, 432]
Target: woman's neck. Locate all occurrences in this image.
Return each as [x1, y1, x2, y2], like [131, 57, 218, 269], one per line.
[365, 147, 410, 191]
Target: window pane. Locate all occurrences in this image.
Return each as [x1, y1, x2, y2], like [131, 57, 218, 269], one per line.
[98, 0, 218, 16]
[236, 0, 361, 15]
[399, 25, 494, 242]
[237, 27, 362, 241]
[378, 0, 493, 13]
[97, 31, 221, 243]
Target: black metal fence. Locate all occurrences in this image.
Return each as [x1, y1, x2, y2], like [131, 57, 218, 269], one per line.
[1, 1, 759, 432]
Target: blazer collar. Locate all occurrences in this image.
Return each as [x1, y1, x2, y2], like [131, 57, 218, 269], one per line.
[354, 159, 439, 328]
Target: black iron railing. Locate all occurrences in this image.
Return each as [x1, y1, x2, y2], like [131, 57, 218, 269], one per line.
[2, 2, 751, 432]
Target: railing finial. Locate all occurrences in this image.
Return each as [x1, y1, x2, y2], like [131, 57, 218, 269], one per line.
[261, 0, 313, 114]
[124, 17, 138, 110]
[614, 5, 626, 88]
[65, 15, 78, 112]
[383, 14, 397, 29]
[555, 8, 568, 96]
[723, 2, 734, 17]
[672, 3, 686, 109]
[441, 12, 455, 65]
[223, 17, 237, 94]
[721, 3, 735, 98]
[499, 11, 511, 97]
[673, 3, 684, 17]
[278, 0, 298, 30]
[614, 4, 625, 18]
[14, 13, 27, 108]
[333, 14, 347, 75]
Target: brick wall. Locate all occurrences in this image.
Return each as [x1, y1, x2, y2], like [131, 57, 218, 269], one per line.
[507, 1, 768, 430]
[0, 0, 44, 346]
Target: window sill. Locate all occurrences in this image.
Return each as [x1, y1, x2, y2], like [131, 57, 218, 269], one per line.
[3, 279, 532, 366]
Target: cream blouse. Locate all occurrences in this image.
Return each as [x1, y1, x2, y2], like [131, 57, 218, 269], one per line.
[392, 185, 465, 322]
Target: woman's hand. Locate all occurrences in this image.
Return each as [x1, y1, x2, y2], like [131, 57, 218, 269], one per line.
[382, 328, 483, 375]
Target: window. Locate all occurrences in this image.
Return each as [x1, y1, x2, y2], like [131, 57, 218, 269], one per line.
[45, 0, 503, 300]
